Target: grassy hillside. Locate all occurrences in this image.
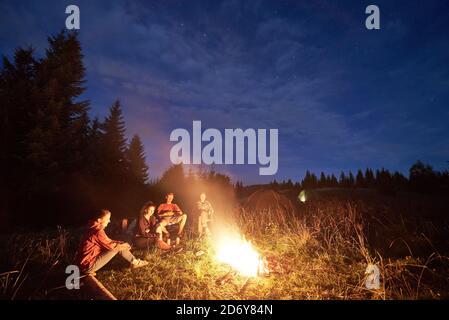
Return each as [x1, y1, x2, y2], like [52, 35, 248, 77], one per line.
[1, 188, 448, 300]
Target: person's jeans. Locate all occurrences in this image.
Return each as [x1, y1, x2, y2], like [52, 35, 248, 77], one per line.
[86, 248, 135, 273]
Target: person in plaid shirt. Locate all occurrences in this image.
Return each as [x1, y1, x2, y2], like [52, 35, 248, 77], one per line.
[156, 193, 187, 245]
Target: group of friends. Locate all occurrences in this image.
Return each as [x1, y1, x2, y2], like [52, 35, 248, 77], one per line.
[75, 192, 214, 275]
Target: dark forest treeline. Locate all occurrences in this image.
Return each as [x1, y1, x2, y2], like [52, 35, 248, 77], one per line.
[0, 31, 235, 231]
[265, 162, 449, 195]
[0, 31, 152, 228]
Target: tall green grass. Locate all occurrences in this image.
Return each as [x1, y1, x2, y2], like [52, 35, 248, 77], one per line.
[1, 198, 448, 299]
[96, 200, 449, 299]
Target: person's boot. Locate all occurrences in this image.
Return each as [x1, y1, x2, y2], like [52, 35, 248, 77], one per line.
[131, 259, 149, 269]
[156, 239, 171, 250]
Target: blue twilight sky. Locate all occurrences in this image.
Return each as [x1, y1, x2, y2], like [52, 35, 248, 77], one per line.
[1, 0, 449, 184]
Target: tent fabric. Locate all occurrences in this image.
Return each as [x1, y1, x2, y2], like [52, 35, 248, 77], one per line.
[244, 189, 294, 214]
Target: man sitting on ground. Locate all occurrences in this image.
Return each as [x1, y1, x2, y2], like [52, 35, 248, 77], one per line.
[156, 193, 187, 245]
[76, 209, 148, 275]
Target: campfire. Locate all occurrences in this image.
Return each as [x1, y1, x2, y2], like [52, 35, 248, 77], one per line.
[214, 234, 271, 293]
[216, 235, 261, 277]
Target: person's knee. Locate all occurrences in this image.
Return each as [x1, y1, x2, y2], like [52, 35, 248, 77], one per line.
[118, 248, 131, 255]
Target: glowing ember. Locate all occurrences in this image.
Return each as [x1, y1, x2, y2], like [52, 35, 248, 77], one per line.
[216, 235, 260, 277]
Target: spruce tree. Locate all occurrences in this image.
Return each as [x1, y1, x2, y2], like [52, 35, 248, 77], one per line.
[365, 168, 375, 188]
[339, 171, 347, 187]
[37, 30, 90, 174]
[1, 48, 39, 225]
[101, 100, 128, 182]
[126, 134, 149, 186]
[348, 171, 355, 187]
[1, 48, 38, 184]
[356, 169, 365, 188]
[330, 174, 338, 187]
[319, 172, 326, 188]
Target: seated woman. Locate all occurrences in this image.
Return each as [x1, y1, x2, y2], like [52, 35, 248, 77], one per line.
[76, 209, 148, 275]
[134, 201, 171, 251]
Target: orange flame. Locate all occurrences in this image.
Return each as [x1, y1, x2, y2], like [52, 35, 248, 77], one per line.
[216, 235, 260, 277]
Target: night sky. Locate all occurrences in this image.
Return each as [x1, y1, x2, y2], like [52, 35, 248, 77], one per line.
[1, 0, 448, 184]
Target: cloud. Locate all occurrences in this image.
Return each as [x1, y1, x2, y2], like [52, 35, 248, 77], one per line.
[2, 0, 449, 182]
[75, 2, 388, 180]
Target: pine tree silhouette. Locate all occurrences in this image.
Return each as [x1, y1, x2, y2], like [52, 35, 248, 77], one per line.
[101, 100, 128, 182]
[126, 135, 149, 186]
